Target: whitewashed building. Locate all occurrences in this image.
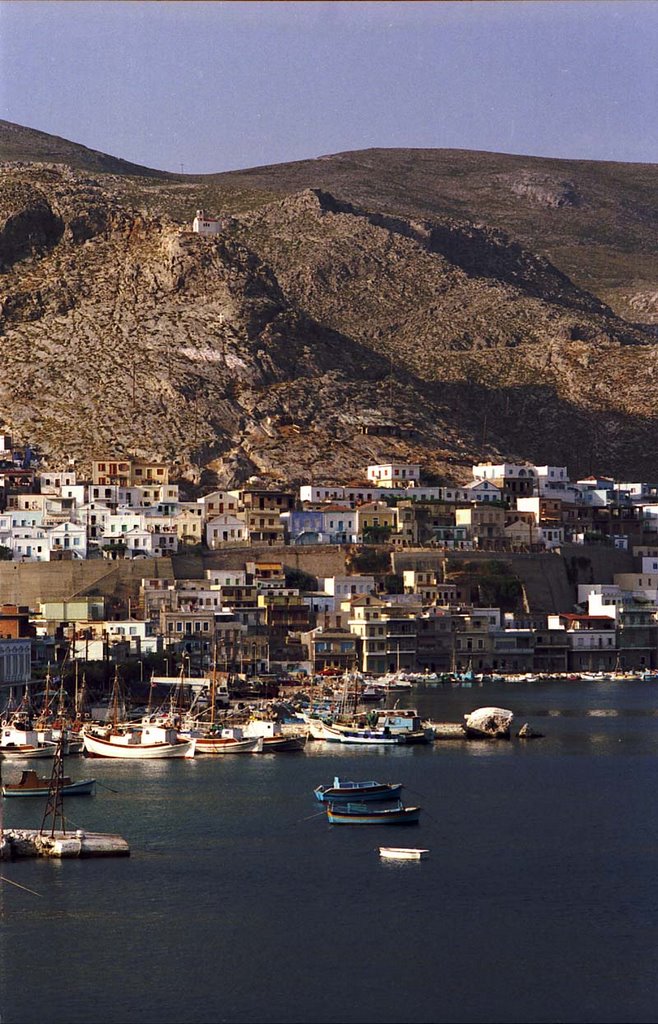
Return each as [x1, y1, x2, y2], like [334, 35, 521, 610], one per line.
[366, 463, 420, 488]
[206, 514, 248, 547]
[192, 209, 223, 235]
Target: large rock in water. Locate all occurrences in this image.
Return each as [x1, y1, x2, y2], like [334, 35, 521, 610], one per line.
[463, 707, 514, 739]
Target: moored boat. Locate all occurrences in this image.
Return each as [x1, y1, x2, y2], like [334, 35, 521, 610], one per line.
[314, 777, 403, 803]
[326, 800, 421, 825]
[1, 724, 57, 759]
[3, 769, 96, 798]
[241, 718, 306, 752]
[186, 728, 262, 755]
[319, 723, 399, 745]
[379, 847, 429, 860]
[82, 719, 196, 759]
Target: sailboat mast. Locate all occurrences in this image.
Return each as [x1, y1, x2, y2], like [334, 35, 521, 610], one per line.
[210, 642, 217, 728]
[43, 663, 51, 721]
[111, 668, 120, 729]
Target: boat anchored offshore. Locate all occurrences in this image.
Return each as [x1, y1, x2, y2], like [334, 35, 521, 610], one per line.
[379, 847, 429, 860]
[326, 800, 421, 825]
[3, 769, 96, 798]
[314, 777, 403, 803]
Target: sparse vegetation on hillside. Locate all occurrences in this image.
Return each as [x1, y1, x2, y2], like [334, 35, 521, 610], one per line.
[1, 122, 657, 484]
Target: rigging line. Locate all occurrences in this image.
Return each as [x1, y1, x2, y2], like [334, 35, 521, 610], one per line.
[95, 780, 120, 794]
[298, 810, 326, 822]
[0, 875, 42, 897]
[404, 786, 429, 800]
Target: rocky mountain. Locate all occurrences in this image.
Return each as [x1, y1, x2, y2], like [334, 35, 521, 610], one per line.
[1, 121, 657, 487]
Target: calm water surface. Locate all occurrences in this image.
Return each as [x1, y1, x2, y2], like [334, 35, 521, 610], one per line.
[1, 681, 658, 1024]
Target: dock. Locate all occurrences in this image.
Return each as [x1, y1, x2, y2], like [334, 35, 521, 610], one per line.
[1, 829, 130, 859]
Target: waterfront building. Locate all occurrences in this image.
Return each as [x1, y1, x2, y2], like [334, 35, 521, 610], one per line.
[0, 637, 31, 696]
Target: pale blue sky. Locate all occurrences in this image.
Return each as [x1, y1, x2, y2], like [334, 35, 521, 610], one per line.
[1, 1, 656, 173]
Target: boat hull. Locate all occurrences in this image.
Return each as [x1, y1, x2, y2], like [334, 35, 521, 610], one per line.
[193, 736, 262, 755]
[315, 782, 403, 803]
[0, 744, 56, 760]
[327, 803, 421, 825]
[379, 847, 429, 860]
[3, 779, 96, 797]
[82, 732, 195, 759]
[260, 734, 306, 752]
[320, 725, 399, 745]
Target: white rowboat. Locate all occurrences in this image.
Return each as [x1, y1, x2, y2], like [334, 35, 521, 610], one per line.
[379, 847, 429, 861]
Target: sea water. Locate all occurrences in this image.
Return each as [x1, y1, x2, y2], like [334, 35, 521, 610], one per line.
[1, 680, 658, 1024]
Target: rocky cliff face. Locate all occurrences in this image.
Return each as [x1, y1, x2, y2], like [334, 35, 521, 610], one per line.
[1, 156, 657, 486]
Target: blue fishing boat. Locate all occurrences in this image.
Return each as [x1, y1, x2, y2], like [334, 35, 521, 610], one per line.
[314, 777, 403, 803]
[2, 769, 96, 798]
[326, 800, 421, 825]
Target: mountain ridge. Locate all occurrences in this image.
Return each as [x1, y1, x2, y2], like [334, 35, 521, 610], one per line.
[1, 122, 658, 486]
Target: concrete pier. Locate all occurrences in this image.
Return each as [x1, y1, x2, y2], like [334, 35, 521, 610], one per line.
[2, 829, 130, 859]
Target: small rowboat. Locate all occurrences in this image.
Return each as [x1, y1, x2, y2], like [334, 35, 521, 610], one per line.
[314, 777, 403, 803]
[3, 769, 96, 798]
[326, 800, 421, 825]
[379, 847, 429, 860]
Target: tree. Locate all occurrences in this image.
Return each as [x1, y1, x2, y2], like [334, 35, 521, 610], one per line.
[362, 524, 392, 545]
[0, 545, 12, 561]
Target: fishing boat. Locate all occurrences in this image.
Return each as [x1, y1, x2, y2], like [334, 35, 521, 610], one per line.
[1, 724, 57, 759]
[82, 720, 196, 759]
[318, 723, 399, 745]
[178, 655, 262, 754]
[82, 668, 196, 759]
[326, 800, 421, 825]
[314, 777, 403, 803]
[187, 728, 262, 755]
[241, 718, 307, 752]
[3, 769, 96, 798]
[360, 685, 386, 704]
[379, 847, 429, 860]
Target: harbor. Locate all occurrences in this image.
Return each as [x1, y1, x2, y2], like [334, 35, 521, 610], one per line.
[1, 677, 658, 1023]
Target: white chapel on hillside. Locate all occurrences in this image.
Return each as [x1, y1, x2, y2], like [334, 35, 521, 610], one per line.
[192, 209, 223, 235]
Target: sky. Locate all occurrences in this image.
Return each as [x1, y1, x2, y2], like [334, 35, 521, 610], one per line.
[0, 0, 657, 173]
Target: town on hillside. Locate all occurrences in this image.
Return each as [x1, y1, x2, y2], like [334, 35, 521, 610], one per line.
[2, 431, 658, 695]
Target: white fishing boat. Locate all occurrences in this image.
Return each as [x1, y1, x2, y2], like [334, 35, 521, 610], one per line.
[379, 847, 429, 861]
[319, 722, 399, 745]
[184, 727, 262, 755]
[0, 724, 57, 759]
[82, 720, 196, 759]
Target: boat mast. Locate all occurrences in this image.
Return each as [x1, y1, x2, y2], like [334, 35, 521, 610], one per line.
[43, 663, 51, 723]
[56, 672, 67, 721]
[74, 659, 79, 720]
[146, 670, 153, 714]
[210, 642, 217, 728]
[77, 672, 87, 721]
[110, 668, 121, 730]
